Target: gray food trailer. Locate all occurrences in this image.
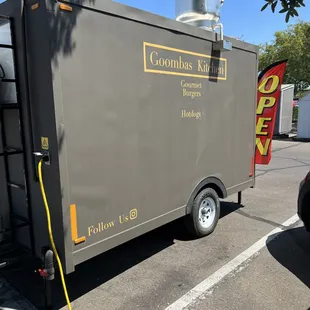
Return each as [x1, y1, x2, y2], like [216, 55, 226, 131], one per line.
[0, 0, 258, 277]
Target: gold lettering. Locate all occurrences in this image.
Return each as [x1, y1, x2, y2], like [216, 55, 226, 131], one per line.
[181, 110, 202, 119]
[256, 117, 271, 136]
[87, 210, 138, 238]
[88, 226, 94, 236]
[104, 222, 115, 230]
[150, 51, 158, 66]
[171, 59, 178, 69]
[259, 75, 280, 94]
[88, 221, 116, 236]
[198, 59, 204, 72]
[181, 80, 202, 88]
[182, 89, 202, 99]
[149, 51, 193, 71]
[145, 43, 226, 80]
[256, 97, 276, 115]
[256, 138, 271, 156]
[119, 209, 138, 224]
[130, 209, 138, 220]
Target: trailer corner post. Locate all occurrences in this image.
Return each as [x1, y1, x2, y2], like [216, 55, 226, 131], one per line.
[39, 247, 55, 310]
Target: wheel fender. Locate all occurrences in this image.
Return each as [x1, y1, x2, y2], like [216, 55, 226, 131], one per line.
[186, 176, 227, 215]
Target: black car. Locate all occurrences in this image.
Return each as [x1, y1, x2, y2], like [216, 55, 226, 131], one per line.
[298, 170, 310, 231]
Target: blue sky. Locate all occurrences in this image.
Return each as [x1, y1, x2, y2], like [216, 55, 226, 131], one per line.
[115, 0, 310, 45]
[0, 0, 308, 45]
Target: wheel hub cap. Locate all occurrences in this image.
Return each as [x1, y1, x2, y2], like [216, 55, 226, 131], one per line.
[198, 197, 216, 229]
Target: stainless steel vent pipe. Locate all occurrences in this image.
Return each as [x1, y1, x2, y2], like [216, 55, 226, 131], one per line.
[176, 0, 224, 40]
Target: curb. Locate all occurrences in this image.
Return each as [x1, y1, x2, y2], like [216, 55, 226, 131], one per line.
[291, 136, 310, 142]
[272, 133, 299, 142]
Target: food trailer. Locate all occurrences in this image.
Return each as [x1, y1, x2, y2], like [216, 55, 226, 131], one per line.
[0, 0, 258, 281]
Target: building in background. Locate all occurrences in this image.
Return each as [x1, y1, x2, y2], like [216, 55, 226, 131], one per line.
[297, 92, 310, 139]
[274, 84, 294, 136]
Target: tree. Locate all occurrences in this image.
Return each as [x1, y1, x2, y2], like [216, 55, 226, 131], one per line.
[258, 21, 310, 94]
[261, 0, 306, 22]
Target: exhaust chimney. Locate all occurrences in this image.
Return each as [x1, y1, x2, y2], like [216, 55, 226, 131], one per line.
[175, 0, 223, 30]
[175, 0, 232, 52]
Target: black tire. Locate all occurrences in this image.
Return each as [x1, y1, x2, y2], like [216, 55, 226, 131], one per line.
[185, 187, 221, 238]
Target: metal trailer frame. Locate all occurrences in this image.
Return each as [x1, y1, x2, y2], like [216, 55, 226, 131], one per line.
[0, 0, 259, 275]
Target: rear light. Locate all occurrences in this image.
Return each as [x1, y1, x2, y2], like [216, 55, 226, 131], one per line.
[305, 173, 309, 182]
[60, 3, 73, 12]
[31, 3, 39, 11]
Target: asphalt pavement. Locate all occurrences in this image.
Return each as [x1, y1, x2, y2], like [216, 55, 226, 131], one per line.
[1, 139, 310, 310]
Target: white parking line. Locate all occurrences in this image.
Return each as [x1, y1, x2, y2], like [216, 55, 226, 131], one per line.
[165, 214, 300, 310]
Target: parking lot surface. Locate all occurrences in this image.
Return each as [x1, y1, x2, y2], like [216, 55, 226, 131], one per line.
[1, 140, 310, 310]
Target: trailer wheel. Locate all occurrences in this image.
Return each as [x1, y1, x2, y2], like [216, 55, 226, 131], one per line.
[185, 187, 220, 238]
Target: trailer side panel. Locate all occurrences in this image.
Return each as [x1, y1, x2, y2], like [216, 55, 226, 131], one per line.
[48, 3, 258, 270]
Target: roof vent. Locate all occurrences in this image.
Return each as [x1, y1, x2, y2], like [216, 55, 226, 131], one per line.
[175, 0, 232, 52]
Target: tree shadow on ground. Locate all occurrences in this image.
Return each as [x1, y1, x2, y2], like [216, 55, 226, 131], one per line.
[267, 226, 310, 289]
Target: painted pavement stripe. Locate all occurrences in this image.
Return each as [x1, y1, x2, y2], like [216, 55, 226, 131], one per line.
[165, 214, 300, 310]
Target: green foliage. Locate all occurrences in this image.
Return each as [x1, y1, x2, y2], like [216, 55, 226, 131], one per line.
[261, 0, 305, 22]
[292, 105, 298, 122]
[258, 21, 310, 93]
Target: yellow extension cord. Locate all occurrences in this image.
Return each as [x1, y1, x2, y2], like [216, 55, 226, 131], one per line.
[38, 159, 72, 310]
